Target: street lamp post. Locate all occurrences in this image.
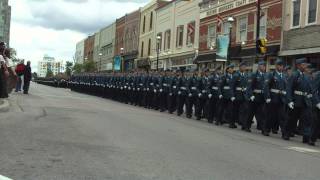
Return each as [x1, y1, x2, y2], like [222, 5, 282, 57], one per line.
[227, 17, 235, 63]
[120, 48, 124, 72]
[99, 53, 102, 72]
[156, 35, 161, 71]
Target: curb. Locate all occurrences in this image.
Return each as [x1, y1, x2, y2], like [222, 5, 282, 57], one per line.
[0, 99, 10, 112]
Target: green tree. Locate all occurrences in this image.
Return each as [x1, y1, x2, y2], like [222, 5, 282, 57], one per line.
[83, 61, 96, 72]
[65, 61, 73, 76]
[73, 63, 83, 74]
[46, 69, 54, 78]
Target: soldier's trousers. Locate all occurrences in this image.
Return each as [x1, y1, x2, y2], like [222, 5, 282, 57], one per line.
[167, 94, 177, 113]
[195, 98, 206, 119]
[264, 103, 286, 133]
[177, 95, 186, 115]
[186, 96, 196, 117]
[159, 92, 167, 111]
[233, 100, 246, 125]
[285, 106, 312, 140]
[245, 102, 265, 130]
[217, 99, 234, 124]
[311, 108, 320, 142]
[207, 98, 219, 123]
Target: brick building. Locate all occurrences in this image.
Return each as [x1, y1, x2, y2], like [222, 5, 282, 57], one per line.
[114, 16, 125, 71]
[84, 35, 95, 62]
[198, 0, 282, 70]
[280, 0, 320, 68]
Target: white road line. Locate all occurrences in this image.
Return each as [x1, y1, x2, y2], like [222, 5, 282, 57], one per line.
[0, 175, 13, 180]
[286, 146, 320, 153]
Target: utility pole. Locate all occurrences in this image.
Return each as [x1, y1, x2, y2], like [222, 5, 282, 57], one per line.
[256, 0, 261, 60]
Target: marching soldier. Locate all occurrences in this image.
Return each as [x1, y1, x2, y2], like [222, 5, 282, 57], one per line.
[233, 62, 250, 131]
[284, 58, 313, 144]
[195, 69, 209, 120]
[159, 70, 169, 112]
[186, 70, 198, 118]
[310, 71, 320, 146]
[217, 64, 236, 128]
[263, 59, 287, 136]
[177, 69, 188, 116]
[168, 70, 179, 114]
[207, 67, 222, 124]
[245, 61, 267, 132]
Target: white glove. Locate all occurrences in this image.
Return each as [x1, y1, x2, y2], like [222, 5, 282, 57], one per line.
[208, 94, 212, 98]
[147, 88, 149, 91]
[266, 99, 271, 104]
[178, 91, 181, 95]
[198, 93, 202, 97]
[160, 89, 163, 92]
[137, 88, 140, 91]
[120, 87, 123, 90]
[188, 93, 192, 97]
[250, 96, 255, 102]
[317, 103, 320, 110]
[288, 102, 294, 109]
[169, 93, 173, 96]
[154, 90, 157, 93]
[219, 95, 223, 99]
[231, 97, 235, 102]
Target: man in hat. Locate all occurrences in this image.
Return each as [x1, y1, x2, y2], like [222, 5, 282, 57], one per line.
[263, 58, 287, 136]
[234, 62, 250, 131]
[245, 61, 267, 132]
[284, 58, 313, 144]
[195, 69, 209, 120]
[217, 64, 237, 128]
[207, 67, 223, 124]
[186, 69, 198, 118]
[177, 69, 188, 116]
[167, 70, 179, 114]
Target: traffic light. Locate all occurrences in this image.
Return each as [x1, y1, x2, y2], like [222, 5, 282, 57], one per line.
[257, 38, 267, 54]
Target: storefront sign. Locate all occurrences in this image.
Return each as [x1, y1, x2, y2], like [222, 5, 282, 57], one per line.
[200, 0, 257, 19]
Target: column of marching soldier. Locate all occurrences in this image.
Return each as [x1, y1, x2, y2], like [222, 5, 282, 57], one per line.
[69, 58, 320, 146]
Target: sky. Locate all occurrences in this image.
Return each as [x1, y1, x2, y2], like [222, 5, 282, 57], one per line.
[9, 0, 149, 71]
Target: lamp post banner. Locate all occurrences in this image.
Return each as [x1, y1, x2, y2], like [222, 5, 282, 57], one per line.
[216, 35, 229, 61]
[114, 56, 121, 71]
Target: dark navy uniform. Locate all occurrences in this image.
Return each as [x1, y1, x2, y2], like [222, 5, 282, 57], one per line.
[206, 72, 222, 124]
[186, 74, 198, 118]
[168, 73, 178, 114]
[311, 71, 320, 145]
[195, 75, 208, 120]
[177, 74, 188, 116]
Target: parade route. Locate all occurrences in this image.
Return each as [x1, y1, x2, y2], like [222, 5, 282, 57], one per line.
[0, 83, 319, 180]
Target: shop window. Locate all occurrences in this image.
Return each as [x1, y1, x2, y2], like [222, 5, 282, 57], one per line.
[207, 24, 216, 48]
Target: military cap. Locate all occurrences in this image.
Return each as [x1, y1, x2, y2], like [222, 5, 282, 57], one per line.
[226, 63, 235, 70]
[295, 58, 307, 65]
[275, 58, 284, 65]
[239, 61, 247, 67]
[258, 61, 266, 66]
[284, 65, 291, 70]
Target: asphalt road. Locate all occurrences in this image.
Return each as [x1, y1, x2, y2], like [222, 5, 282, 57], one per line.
[0, 83, 319, 180]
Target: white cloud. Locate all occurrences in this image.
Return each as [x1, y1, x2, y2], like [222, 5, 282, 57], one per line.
[8, 0, 148, 72]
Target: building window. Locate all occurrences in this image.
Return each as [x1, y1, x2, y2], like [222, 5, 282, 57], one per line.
[148, 39, 151, 56]
[307, 0, 317, 24]
[143, 16, 146, 33]
[238, 16, 247, 42]
[150, 12, 153, 31]
[292, 0, 301, 27]
[157, 32, 162, 51]
[207, 24, 216, 48]
[222, 22, 230, 36]
[141, 41, 144, 57]
[164, 30, 171, 50]
[259, 12, 267, 38]
[187, 21, 195, 46]
[176, 25, 184, 47]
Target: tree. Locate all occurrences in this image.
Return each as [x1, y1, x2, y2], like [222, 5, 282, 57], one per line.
[46, 69, 54, 78]
[73, 63, 83, 74]
[65, 61, 73, 76]
[83, 61, 96, 72]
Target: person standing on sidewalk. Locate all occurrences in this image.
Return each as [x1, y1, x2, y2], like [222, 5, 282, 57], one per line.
[23, 61, 32, 94]
[15, 60, 25, 92]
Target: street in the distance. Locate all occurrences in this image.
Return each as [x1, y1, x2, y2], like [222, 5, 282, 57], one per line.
[0, 83, 319, 180]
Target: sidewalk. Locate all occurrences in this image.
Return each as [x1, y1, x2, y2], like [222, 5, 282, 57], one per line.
[0, 99, 9, 112]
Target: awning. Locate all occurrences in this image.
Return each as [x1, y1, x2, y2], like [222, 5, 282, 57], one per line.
[279, 47, 320, 56]
[230, 45, 280, 60]
[193, 53, 216, 64]
[136, 58, 150, 67]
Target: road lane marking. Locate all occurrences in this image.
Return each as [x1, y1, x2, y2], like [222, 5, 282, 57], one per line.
[0, 175, 13, 180]
[286, 146, 320, 153]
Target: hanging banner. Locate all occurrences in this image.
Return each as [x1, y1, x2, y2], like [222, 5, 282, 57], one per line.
[114, 56, 121, 71]
[216, 35, 229, 61]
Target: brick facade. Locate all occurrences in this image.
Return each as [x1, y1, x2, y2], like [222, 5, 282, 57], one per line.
[84, 35, 95, 62]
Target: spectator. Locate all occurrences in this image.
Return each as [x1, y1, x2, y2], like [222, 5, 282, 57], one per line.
[23, 61, 32, 94]
[15, 60, 25, 92]
[4, 48, 17, 94]
[0, 42, 9, 98]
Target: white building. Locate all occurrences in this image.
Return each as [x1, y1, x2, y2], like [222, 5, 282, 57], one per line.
[75, 39, 85, 64]
[38, 55, 65, 77]
[153, 0, 200, 70]
[98, 23, 116, 71]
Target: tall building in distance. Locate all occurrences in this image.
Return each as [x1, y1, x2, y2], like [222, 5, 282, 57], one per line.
[38, 55, 65, 78]
[0, 0, 11, 46]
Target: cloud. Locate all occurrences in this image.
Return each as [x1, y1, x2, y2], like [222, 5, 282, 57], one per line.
[8, 0, 149, 72]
